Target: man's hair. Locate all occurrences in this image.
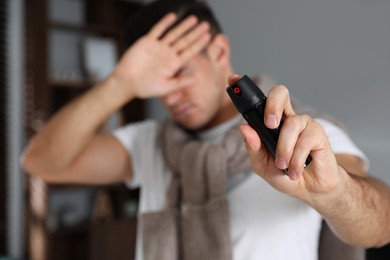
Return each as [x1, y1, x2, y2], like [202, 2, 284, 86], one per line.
[125, 0, 223, 48]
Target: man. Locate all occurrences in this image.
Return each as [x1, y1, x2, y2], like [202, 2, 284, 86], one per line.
[22, 0, 390, 259]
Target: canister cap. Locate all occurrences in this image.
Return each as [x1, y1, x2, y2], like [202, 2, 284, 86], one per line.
[226, 75, 266, 113]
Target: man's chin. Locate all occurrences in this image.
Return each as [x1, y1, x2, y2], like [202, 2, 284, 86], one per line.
[172, 117, 205, 131]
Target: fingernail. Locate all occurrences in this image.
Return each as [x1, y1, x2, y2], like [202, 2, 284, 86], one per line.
[266, 115, 277, 128]
[276, 157, 287, 169]
[289, 171, 299, 181]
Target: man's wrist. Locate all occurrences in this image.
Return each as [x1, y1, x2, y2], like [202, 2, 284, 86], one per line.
[102, 74, 136, 105]
[305, 166, 353, 214]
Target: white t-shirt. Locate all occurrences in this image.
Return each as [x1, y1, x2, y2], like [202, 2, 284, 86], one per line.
[112, 116, 368, 260]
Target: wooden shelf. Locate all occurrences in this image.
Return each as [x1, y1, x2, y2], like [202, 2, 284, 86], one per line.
[47, 219, 138, 260]
[50, 21, 122, 37]
[48, 224, 89, 237]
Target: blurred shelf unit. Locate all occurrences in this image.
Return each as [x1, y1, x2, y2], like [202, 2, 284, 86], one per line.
[24, 0, 144, 260]
[26, 0, 144, 113]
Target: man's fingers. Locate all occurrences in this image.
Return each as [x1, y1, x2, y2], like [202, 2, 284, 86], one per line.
[167, 76, 194, 93]
[275, 114, 311, 171]
[227, 74, 242, 85]
[288, 120, 324, 178]
[173, 22, 210, 54]
[265, 85, 295, 129]
[149, 13, 177, 39]
[179, 33, 211, 62]
[240, 124, 262, 152]
[155, 75, 194, 98]
[162, 15, 198, 45]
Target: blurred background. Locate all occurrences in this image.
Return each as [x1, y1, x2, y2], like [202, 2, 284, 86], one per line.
[1, 0, 389, 259]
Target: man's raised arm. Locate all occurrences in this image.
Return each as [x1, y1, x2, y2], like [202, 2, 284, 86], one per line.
[21, 13, 211, 184]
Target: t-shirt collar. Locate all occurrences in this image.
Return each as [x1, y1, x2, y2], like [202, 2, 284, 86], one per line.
[198, 115, 242, 144]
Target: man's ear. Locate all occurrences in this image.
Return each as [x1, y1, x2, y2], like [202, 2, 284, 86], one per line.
[207, 34, 231, 67]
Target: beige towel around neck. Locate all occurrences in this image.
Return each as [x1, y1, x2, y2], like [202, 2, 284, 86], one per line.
[141, 117, 250, 260]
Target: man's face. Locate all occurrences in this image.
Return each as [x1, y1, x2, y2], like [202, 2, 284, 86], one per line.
[160, 52, 228, 131]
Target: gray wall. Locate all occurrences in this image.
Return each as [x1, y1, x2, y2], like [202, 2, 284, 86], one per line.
[7, 0, 25, 258]
[205, 0, 390, 184]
